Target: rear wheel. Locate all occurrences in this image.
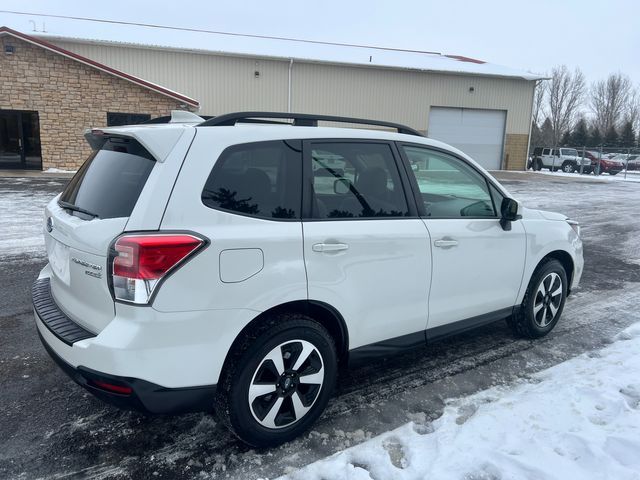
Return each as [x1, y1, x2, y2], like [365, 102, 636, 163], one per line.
[508, 259, 567, 338]
[561, 161, 575, 173]
[534, 159, 543, 171]
[609, 171, 619, 176]
[215, 314, 337, 447]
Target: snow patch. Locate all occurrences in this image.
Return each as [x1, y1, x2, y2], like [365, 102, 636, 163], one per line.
[44, 167, 77, 173]
[0, 188, 56, 259]
[281, 322, 640, 480]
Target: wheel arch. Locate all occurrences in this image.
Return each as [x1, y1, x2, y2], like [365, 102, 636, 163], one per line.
[221, 300, 349, 373]
[537, 249, 575, 294]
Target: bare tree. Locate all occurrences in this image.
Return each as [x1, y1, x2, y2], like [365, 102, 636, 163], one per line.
[532, 80, 546, 126]
[546, 65, 586, 147]
[589, 73, 633, 132]
[623, 86, 640, 132]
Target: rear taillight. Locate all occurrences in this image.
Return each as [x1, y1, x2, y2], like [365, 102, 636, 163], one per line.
[110, 233, 205, 304]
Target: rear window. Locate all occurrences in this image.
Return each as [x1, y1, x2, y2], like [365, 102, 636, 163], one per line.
[59, 137, 155, 219]
[201, 140, 302, 219]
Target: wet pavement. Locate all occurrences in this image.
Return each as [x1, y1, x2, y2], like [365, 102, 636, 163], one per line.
[1, 172, 639, 479]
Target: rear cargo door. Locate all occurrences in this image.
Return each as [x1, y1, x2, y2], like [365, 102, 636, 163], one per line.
[45, 136, 157, 333]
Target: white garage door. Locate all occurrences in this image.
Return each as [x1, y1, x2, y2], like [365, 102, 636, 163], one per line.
[428, 107, 506, 170]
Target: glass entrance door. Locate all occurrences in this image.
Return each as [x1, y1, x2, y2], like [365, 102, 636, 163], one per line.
[0, 110, 42, 169]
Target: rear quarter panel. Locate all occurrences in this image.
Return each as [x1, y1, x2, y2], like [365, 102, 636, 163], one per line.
[154, 128, 308, 314]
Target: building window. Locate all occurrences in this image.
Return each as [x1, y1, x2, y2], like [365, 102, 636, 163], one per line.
[106, 112, 152, 127]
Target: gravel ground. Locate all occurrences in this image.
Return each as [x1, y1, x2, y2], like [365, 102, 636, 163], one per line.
[0, 172, 639, 480]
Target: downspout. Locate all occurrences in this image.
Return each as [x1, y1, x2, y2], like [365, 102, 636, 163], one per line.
[525, 79, 540, 171]
[287, 58, 293, 113]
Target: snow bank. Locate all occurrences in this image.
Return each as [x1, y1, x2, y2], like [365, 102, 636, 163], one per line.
[44, 167, 77, 173]
[522, 170, 640, 183]
[281, 323, 640, 480]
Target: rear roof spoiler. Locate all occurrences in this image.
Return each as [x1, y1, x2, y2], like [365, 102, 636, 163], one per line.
[83, 126, 187, 163]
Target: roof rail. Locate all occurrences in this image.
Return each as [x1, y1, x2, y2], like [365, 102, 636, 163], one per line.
[198, 112, 423, 137]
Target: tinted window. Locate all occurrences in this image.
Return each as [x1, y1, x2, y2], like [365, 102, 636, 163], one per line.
[542, 148, 551, 155]
[106, 112, 151, 126]
[310, 142, 409, 219]
[59, 137, 155, 219]
[202, 140, 302, 219]
[402, 145, 496, 218]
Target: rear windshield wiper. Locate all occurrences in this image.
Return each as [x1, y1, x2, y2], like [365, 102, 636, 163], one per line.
[58, 200, 100, 219]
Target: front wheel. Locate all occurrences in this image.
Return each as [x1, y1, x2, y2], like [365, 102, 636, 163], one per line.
[215, 314, 337, 448]
[508, 259, 567, 338]
[562, 161, 575, 173]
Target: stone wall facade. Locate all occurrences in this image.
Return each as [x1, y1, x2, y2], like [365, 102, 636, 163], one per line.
[503, 133, 529, 171]
[0, 36, 190, 170]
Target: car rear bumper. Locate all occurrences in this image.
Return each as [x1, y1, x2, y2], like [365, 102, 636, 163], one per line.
[31, 265, 265, 414]
[36, 328, 217, 414]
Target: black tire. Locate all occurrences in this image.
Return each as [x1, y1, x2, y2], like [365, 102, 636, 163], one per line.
[609, 171, 619, 176]
[215, 314, 337, 448]
[561, 161, 575, 173]
[534, 159, 543, 171]
[508, 259, 568, 339]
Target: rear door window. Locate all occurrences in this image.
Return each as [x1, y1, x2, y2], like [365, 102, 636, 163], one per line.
[202, 140, 302, 219]
[59, 137, 155, 219]
[309, 142, 409, 219]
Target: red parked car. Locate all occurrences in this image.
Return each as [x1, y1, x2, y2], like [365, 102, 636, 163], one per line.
[584, 151, 624, 175]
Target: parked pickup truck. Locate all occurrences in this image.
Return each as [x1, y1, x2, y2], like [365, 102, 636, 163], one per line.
[531, 147, 592, 173]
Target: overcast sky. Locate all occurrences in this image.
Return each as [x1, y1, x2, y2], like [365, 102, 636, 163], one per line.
[2, 0, 639, 85]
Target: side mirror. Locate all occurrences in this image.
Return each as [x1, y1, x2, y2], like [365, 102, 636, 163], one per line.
[334, 178, 352, 195]
[500, 197, 521, 231]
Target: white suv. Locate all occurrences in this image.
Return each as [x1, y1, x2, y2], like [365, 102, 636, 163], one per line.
[33, 112, 583, 447]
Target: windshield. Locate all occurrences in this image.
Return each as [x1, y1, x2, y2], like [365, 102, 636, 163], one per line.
[59, 137, 155, 219]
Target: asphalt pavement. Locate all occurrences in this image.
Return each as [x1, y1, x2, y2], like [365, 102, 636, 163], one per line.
[0, 172, 639, 479]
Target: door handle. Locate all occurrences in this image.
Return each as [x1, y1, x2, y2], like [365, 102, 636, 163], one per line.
[434, 238, 458, 248]
[312, 243, 349, 253]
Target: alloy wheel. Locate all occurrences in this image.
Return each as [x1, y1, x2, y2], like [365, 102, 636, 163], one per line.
[533, 272, 563, 327]
[248, 340, 325, 429]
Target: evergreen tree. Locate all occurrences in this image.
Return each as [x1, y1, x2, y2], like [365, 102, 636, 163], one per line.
[530, 122, 543, 149]
[560, 130, 571, 146]
[540, 118, 554, 146]
[620, 120, 636, 148]
[589, 126, 602, 147]
[570, 118, 588, 147]
[604, 125, 619, 147]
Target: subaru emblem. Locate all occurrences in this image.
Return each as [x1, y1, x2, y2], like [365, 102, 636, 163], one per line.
[46, 217, 53, 233]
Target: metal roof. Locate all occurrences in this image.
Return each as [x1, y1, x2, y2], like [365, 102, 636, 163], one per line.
[36, 31, 544, 81]
[0, 14, 545, 81]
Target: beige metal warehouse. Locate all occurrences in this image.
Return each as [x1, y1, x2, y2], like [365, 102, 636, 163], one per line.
[2, 23, 543, 171]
